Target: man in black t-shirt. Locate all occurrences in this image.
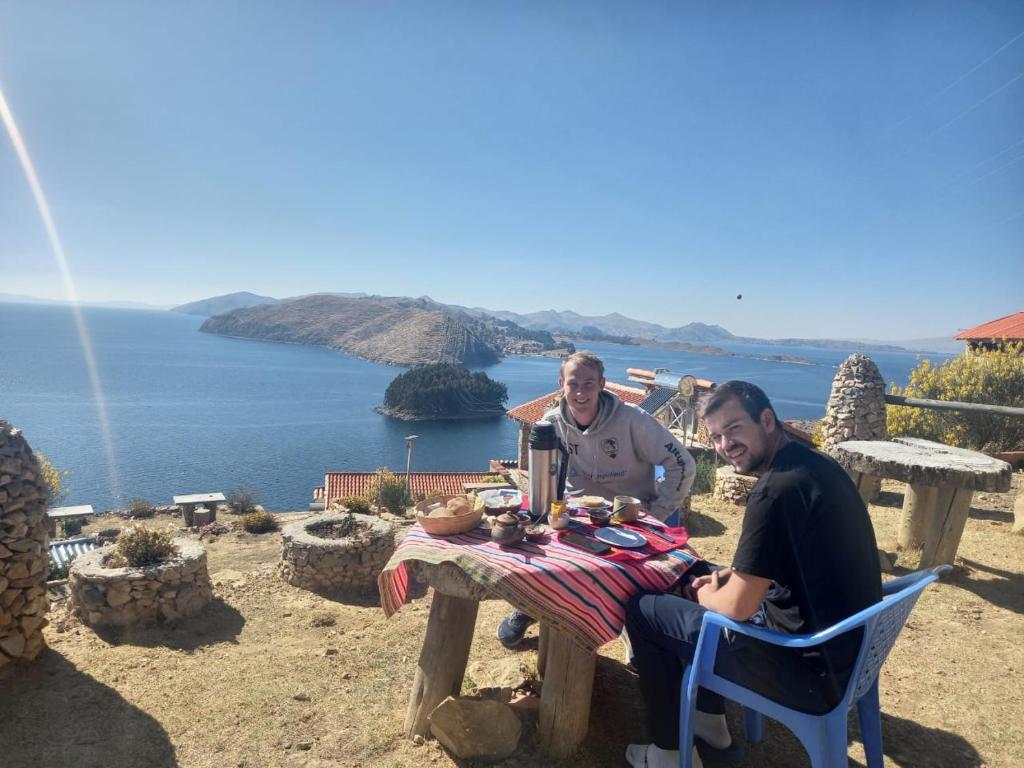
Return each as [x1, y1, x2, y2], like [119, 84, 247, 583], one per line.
[624, 381, 881, 768]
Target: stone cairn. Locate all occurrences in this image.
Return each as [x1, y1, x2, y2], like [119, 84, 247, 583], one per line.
[69, 538, 213, 626]
[713, 466, 758, 505]
[280, 513, 395, 591]
[0, 421, 50, 668]
[820, 354, 887, 502]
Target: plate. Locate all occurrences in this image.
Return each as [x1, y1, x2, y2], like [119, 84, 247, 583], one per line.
[566, 498, 611, 511]
[593, 527, 647, 548]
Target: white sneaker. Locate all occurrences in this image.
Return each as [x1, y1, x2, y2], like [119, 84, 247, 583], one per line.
[625, 743, 702, 768]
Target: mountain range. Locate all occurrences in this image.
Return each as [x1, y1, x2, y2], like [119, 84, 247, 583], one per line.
[172, 291, 965, 354]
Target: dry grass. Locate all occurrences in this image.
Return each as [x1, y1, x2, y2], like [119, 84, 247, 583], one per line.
[2, 475, 1022, 768]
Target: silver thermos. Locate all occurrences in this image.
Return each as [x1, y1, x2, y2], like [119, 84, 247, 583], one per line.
[528, 420, 559, 521]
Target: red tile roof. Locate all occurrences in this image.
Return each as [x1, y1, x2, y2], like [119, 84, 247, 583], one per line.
[506, 382, 648, 425]
[954, 311, 1024, 341]
[322, 472, 500, 503]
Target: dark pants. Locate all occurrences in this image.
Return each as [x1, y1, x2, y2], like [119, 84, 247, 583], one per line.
[625, 587, 847, 750]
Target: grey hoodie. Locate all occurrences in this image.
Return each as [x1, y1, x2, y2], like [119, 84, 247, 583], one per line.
[543, 390, 695, 521]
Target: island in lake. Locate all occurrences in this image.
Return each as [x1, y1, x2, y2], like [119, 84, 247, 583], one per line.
[198, 293, 573, 366]
[376, 364, 508, 421]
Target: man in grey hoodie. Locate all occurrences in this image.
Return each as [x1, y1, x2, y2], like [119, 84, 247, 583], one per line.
[497, 351, 696, 648]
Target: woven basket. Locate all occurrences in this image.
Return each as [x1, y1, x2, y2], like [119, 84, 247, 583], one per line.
[415, 495, 484, 536]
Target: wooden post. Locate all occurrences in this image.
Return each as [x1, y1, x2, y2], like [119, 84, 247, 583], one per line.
[537, 627, 596, 758]
[920, 487, 974, 568]
[537, 621, 550, 679]
[898, 484, 938, 550]
[404, 591, 479, 739]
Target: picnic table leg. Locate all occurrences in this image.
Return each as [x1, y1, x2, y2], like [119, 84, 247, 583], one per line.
[847, 469, 880, 505]
[537, 621, 550, 679]
[538, 627, 596, 758]
[404, 591, 479, 739]
[920, 486, 973, 568]
[898, 483, 938, 551]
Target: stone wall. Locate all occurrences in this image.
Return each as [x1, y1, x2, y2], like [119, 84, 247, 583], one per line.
[280, 513, 395, 591]
[713, 466, 758, 505]
[0, 421, 50, 668]
[69, 538, 212, 626]
[820, 354, 887, 501]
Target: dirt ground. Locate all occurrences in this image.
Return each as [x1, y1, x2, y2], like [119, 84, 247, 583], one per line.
[2, 476, 1022, 768]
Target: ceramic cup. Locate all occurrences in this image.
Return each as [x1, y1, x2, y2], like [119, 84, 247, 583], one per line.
[613, 495, 641, 523]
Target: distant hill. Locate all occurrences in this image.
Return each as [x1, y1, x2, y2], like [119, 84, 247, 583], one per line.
[199, 294, 570, 366]
[172, 291, 280, 317]
[0, 293, 168, 310]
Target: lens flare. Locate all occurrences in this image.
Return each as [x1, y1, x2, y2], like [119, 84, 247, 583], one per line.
[0, 80, 122, 504]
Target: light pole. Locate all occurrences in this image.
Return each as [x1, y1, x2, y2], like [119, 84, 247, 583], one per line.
[405, 435, 418, 495]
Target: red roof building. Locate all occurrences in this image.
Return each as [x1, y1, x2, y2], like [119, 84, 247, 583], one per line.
[954, 312, 1024, 349]
[506, 382, 648, 426]
[319, 471, 501, 505]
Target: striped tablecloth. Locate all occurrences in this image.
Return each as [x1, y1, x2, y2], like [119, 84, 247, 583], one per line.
[379, 523, 700, 650]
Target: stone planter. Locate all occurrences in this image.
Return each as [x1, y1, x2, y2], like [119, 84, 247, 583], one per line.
[713, 466, 758, 505]
[69, 538, 213, 627]
[279, 513, 395, 591]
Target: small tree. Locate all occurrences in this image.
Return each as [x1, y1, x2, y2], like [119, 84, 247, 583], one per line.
[36, 451, 68, 507]
[887, 341, 1024, 453]
[128, 498, 156, 519]
[367, 468, 413, 514]
[226, 487, 261, 515]
[691, 454, 717, 495]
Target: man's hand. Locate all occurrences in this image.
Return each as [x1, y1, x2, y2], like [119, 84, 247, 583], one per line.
[685, 569, 732, 601]
[695, 568, 771, 621]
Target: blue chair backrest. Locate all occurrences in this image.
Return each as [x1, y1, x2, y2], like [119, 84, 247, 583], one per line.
[848, 567, 947, 703]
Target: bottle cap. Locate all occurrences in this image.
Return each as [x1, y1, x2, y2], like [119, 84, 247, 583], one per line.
[528, 420, 558, 450]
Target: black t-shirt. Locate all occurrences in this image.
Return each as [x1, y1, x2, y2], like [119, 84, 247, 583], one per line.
[732, 442, 882, 679]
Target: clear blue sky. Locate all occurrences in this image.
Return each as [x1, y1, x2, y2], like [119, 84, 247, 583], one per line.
[1, 1, 1021, 339]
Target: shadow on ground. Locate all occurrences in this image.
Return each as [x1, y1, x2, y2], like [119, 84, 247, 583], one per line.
[951, 557, 1024, 615]
[90, 596, 245, 649]
[0, 649, 178, 768]
[685, 509, 727, 537]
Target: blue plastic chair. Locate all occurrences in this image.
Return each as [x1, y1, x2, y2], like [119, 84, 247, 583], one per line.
[678, 565, 951, 768]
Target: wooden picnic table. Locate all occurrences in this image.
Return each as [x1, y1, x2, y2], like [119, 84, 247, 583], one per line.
[173, 493, 226, 526]
[46, 505, 96, 537]
[380, 521, 697, 758]
[833, 437, 1011, 567]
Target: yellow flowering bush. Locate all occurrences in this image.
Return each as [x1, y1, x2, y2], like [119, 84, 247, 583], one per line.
[887, 341, 1024, 453]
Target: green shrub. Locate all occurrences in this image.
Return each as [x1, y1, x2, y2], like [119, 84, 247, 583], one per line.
[479, 474, 505, 484]
[691, 454, 717, 495]
[48, 560, 70, 581]
[242, 509, 278, 533]
[338, 495, 371, 515]
[367, 468, 413, 514]
[61, 517, 83, 537]
[227, 487, 261, 515]
[887, 342, 1024, 453]
[128, 498, 156, 519]
[111, 526, 178, 568]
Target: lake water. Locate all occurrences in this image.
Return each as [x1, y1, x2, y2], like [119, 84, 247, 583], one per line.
[0, 303, 952, 511]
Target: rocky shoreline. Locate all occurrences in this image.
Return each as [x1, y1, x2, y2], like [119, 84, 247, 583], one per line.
[374, 405, 505, 422]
